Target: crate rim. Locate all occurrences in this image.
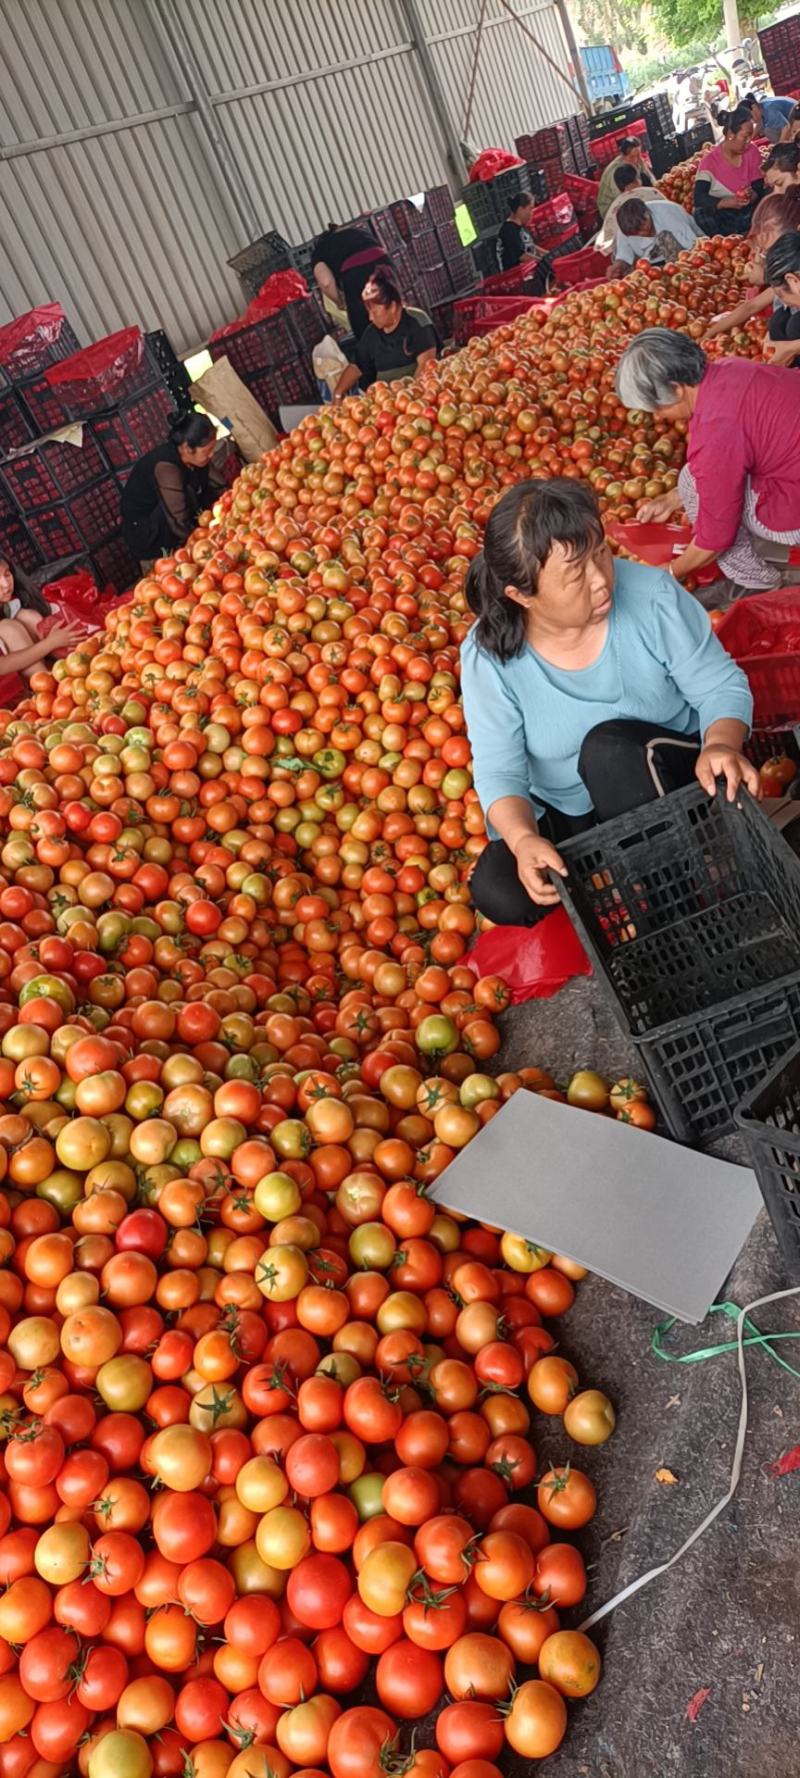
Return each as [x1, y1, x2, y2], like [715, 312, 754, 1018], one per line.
[733, 1036, 800, 1147]
[556, 782, 800, 1045]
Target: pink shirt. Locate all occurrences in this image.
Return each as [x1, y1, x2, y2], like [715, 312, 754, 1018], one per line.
[688, 358, 800, 553]
[697, 141, 763, 194]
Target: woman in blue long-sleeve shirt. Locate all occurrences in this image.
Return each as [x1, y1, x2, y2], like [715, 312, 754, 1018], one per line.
[460, 479, 757, 926]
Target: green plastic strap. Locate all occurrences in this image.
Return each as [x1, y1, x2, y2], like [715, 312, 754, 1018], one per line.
[652, 1299, 800, 1382]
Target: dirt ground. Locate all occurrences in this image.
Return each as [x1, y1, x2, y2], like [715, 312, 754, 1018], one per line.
[457, 978, 800, 1777]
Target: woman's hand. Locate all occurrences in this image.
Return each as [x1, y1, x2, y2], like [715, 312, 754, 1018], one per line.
[695, 744, 761, 802]
[514, 834, 568, 907]
[45, 621, 86, 651]
[636, 490, 681, 524]
[763, 336, 800, 366]
[703, 313, 734, 339]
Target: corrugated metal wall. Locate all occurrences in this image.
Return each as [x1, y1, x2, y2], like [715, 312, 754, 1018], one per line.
[0, 0, 576, 352]
[0, 0, 244, 348]
[418, 0, 582, 145]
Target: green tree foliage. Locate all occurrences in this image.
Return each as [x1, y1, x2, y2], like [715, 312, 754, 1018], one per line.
[574, 0, 648, 55]
[647, 0, 728, 44]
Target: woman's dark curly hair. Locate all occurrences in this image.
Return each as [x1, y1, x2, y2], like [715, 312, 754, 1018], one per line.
[465, 479, 604, 663]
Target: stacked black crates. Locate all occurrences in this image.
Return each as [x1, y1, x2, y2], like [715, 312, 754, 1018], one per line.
[0, 322, 186, 596]
[758, 18, 800, 94]
[210, 297, 327, 423]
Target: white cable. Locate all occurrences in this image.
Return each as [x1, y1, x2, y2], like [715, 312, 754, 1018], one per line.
[579, 1283, 800, 1633]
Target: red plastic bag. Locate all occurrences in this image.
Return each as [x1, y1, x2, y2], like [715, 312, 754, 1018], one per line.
[469, 148, 525, 183]
[467, 908, 591, 1003]
[0, 304, 73, 381]
[44, 327, 145, 410]
[41, 570, 119, 644]
[245, 271, 309, 323]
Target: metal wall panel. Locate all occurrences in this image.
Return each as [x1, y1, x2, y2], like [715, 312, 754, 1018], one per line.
[180, 0, 447, 235]
[417, 0, 581, 143]
[0, 0, 575, 351]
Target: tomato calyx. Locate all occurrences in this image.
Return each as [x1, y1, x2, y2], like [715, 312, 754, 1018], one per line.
[539, 1462, 573, 1499]
[405, 1570, 462, 1611]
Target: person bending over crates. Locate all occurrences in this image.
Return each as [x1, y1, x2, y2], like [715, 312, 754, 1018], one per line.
[460, 478, 756, 927]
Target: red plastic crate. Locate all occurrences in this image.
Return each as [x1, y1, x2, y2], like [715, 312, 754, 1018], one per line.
[527, 192, 575, 242]
[453, 294, 555, 344]
[590, 119, 648, 167]
[413, 231, 444, 271]
[479, 258, 545, 297]
[717, 591, 800, 727]
[552, 244, 609, 287]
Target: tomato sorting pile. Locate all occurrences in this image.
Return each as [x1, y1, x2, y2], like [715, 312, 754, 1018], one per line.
[0, 223, 758, 1778]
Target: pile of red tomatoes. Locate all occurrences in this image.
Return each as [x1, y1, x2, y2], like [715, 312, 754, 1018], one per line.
[0, 221, 755, 1776]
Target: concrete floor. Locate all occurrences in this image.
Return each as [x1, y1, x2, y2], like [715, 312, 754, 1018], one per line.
[488, 978, 799, 1777]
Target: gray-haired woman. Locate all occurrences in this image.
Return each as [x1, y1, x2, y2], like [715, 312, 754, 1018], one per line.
[616, 327, 800, 591]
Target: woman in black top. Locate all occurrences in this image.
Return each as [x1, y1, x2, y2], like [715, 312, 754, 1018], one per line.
[312, 222, 390, 337]
[764, 228, 800, 365]
[332, 272, 437, 401]
[121, 412, 224, 565]
[496, 193, 536, 270]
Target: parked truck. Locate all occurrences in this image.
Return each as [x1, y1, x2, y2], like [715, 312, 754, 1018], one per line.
[580, 44, 632, 104]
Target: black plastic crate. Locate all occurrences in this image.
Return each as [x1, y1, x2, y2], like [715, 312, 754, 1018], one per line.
[430, 298, 455, 343]
[89, 535, 140, 596]
[651, 137, 682, 178]
[369, 208, 403, 254]
[0, 513, 42, 576]
[293, 240, 318, 284]
[120, 386, 178, 456]
[681, 123, 713, 158]
[227, 231, 295, 303]
[390, 199, 428, 240]
[413, 231, 444, 272]
[271, 359, 318, 407]
[471, 235, 500, 279]
[0, 309, 80, 386]
[90, 412, 138, 472]
[517, 123, 569, 159]
[1, 429, 110, 512]
[287, 297, 327, 355]
[392, 247, 417, 297]
[25, 503, 84, 560]
[435, 220, 462, 259]
[244, 367, 280, 422]
[16, 376, 66, 436]
[559, 784, 800, 1143]
[145, 330, 190, 406]
[426, 186, 454, 227]
[735, 1042, 800, 1269]
[0, 451, 60, 513]
[215, 311, 296, 375]
[448, 250, 480, 294]
[70, 476, 122, 548]
[460, 182, 502, 233]
[418, 265, 453, 307]
[747, 725, 800, 770]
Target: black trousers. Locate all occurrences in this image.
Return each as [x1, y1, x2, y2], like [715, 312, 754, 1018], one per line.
[469, 718, 700, 928]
